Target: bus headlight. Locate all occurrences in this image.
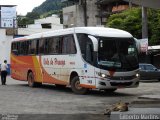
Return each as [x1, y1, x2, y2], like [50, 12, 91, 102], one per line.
[101, 73, 106, 78]
[98, 72, 107, 78]
[136, 73, 139, 78]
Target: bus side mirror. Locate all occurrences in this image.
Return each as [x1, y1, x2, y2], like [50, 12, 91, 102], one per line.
[12, 49, 18, 55]
[88, 35, 98, 52]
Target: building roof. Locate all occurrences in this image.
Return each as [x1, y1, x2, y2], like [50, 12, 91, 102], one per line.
[124, 0, 160, 9]
[0, 5, 17, 7]
[96, 0, 120, 4]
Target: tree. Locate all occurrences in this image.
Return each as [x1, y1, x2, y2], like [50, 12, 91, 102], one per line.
[25, 12, 40, 24]
[17, 12, 40, 26]
[148, 9, 160, 45]
[107, 7, 142, 39]
[107, 7, 160, 46]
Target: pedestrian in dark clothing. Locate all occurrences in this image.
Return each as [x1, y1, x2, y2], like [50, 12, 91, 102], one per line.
[1, 60, 8, 85]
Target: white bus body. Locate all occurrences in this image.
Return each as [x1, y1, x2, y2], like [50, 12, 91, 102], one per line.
[11, 27, 139, 94]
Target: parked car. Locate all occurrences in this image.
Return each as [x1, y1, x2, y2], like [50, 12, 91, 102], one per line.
[139, 63, 160, 80]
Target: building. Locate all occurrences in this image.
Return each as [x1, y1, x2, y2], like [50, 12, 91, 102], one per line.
[0, 5, 17, 73]
[18, 14, 63, 35]
[62, 0, 131, 28]
[0, 5, 63, 73]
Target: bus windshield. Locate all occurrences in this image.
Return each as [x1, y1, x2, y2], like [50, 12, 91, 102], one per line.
[97, 37, 139, 71]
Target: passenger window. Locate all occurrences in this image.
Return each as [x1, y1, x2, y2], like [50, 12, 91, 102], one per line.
[11, 42, 19, 55]
[28, 40, 37, 55]
[62, 35, 76, 54]
[19, 41, 29, 55]
[39, 39, 45, 54]
[77, 34, 93, 64]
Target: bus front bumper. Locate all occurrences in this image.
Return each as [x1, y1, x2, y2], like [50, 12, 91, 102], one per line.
[96, 78, 139, 89]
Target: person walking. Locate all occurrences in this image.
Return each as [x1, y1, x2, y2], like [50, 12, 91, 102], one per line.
[1, 60, 8, 85]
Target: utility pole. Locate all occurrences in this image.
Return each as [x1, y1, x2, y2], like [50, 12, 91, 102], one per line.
[142, 6, 148, 39]
[83, 0, 87, 26]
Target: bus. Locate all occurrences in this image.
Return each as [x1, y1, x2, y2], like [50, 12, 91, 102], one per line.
[11, 27, 139, 94]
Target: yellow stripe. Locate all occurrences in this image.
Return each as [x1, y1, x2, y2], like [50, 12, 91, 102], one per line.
[32, 56, 43, 83]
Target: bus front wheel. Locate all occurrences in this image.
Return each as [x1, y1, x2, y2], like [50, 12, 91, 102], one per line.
[71, 76, 87, 94]
[27, 72, 36, 87]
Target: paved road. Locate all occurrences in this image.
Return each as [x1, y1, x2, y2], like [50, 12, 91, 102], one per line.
[0, 77, 160, 119]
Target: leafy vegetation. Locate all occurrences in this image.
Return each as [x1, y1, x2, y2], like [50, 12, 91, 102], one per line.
[18, 0, 62, 25]
[107, 7, 160, 45]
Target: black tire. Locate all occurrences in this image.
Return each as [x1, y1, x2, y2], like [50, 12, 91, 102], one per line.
[71, 76, 87, 94]
[35, 82, 42, 87]
[104, 88, 117, 93]
[55, 84, 66, 88]
[27, 72, 36, 87]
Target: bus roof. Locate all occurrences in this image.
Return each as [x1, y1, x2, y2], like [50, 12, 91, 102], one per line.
[12, 27, 133, 42]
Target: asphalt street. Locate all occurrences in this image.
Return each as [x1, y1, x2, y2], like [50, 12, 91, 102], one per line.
[0, 77, 160, 120]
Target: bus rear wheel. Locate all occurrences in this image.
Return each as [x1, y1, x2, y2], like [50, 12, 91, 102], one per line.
[71, 76, 87, 94]
[27, 72, 36, 87]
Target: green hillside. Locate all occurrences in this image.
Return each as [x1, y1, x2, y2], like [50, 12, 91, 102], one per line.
[32, 0, 62, 15]
[18, 0, 63, 25]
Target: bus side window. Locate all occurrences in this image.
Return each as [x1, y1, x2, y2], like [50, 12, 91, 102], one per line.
[62, 35, 76, 54]
[48, 37, 54, 54]
[17, 42, 20, 55]
[11, 42, 18, 55]
[39, 39, 45, 54]
[77, 33, 93, 64]
[20, 41, 29, 55]
[48, 37, 60, 54]
[36, 40, 39, 54]
[28, 40, 37, 55]
[44, 38, 49, 54]
[86, 42, 93, 63]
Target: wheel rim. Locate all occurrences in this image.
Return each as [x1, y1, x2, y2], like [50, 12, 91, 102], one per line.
[75, 80, 82, 90]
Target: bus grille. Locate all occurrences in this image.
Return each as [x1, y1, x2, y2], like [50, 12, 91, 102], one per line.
[110, 82, 133, 86]
[108, 75, 136, 80]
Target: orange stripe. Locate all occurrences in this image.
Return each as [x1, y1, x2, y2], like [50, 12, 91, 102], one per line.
[11, 54, 30, 65]
[79, 84, 96, 89]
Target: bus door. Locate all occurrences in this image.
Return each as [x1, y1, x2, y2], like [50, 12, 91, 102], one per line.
[77, 34, 98, 87]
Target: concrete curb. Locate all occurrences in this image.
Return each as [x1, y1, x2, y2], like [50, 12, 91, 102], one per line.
[131, 100, 160, 104]
[131, 95, 160, 104]
[138, 95, 160, 100]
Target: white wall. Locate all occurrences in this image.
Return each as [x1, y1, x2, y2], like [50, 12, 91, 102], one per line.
[35, 15, 61, 24]
[0, 29, 13, 64]
[27, 15, 63, 30]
